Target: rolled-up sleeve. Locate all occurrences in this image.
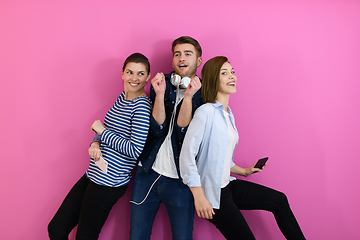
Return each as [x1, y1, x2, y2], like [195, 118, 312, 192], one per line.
[149, 114, 167, 138]
[149, 83, 169, 139]
[174, 123, 188, 145]
[179, 108, 207, 187]
[92, 133, 101, 143]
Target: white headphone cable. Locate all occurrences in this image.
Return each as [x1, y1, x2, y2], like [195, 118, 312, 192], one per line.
[131, 85, 184, 206]
[130, 174, 161, 205]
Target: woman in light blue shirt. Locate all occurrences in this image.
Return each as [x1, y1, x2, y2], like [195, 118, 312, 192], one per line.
[180, 56, 306, 240]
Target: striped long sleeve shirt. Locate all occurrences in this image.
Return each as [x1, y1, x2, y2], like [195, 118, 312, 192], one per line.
[86, 91, 151, 187]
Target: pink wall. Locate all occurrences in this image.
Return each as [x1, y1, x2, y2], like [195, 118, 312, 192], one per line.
[1, 0, 359, 239]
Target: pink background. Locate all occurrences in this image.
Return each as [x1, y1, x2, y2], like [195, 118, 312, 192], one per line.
[1, 0, 359, 239]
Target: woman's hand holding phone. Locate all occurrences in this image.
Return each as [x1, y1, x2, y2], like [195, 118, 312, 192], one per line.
[252, 157, 268, 174]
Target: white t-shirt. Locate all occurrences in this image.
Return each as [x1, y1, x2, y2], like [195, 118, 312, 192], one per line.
[152, 87, 186, 179]
[221, 110, 238, 188]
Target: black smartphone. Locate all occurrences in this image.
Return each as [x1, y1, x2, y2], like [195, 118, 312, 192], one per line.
[254, 157, 268, 169]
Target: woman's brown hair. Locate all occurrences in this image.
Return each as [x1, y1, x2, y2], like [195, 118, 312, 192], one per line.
[122, 52, 150, 75]
[201, 56, 228, 103]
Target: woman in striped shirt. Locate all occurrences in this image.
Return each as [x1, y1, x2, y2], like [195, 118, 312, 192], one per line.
[48, 53, 152, 240]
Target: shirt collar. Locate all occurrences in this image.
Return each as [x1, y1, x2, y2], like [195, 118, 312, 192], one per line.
[212, 100, 232, 114]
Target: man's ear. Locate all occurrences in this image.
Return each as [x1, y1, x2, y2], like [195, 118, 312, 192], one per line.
[197, 56, 203, 67]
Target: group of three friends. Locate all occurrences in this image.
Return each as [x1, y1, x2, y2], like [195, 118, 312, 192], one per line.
[48, 36, 306, 240]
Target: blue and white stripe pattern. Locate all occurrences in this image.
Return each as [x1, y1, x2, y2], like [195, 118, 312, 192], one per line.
[86, 91, 151, 187]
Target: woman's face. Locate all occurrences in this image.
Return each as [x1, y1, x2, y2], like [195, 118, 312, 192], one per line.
[217, 62, 237, 96]
[122, 62, 150, 97]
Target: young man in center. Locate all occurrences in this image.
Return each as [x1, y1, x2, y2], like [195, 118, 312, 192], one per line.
[130, 36, 203, 240]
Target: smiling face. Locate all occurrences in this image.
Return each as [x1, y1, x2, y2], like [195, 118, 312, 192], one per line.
[172, 43, 202, 78]
[217, 62, 237, 99]
[122, 62, 150, 100]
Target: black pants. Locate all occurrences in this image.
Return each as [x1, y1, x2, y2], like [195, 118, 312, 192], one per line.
[48, 174, 128, 240]
[208, 180, 306, 240]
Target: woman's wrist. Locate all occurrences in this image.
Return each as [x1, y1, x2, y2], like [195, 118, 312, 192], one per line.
[91, 142, 100, 148]
[97, 127, 106, 135]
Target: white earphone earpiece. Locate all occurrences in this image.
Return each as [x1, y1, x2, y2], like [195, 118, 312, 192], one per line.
[171, 73, 190, 88]
[181, 77, 191, 88]
[171, 74, 181, 87]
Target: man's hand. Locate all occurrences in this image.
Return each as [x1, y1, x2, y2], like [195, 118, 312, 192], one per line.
[151, 72, 166, 96]
[176, 76, 201, 128]
[151, 72, 167, 125]
[184, 76, 201, 100]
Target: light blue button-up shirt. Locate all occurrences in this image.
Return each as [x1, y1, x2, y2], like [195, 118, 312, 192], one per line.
[180, 101, 238, 209]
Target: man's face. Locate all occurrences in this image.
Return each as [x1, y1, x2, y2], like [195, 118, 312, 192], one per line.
[172, 43, 202, 78]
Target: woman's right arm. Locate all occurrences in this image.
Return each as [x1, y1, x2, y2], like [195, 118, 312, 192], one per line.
[190, 187, 215, 219]
[179, 108, 206, 187]
[179, 106, 215, 219]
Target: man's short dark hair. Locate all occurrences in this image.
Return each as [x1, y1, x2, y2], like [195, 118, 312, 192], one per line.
[172, 36, 202, 57]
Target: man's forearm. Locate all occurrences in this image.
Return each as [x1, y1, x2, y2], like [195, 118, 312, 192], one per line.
[177, 97, 193, 127]
[152, 94, 166, 125]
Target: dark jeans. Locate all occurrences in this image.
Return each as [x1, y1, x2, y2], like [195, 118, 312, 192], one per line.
[130, 167, 194, 240]
[48, 174, 127, 240]
[208, 180, 306, 240]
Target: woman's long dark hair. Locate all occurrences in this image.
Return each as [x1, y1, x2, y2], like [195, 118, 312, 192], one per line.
[201, 56, 228, 103]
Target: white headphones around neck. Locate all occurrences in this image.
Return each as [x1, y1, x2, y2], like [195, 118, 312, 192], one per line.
[170, 73, 191, 88]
